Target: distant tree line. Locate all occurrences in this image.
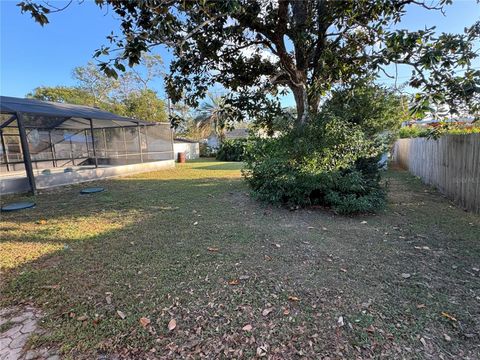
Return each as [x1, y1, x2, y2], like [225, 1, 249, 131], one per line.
[28, 54, 168, 123]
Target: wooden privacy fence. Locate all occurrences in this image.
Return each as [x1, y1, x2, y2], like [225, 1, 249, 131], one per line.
[392, 134, 480, 213]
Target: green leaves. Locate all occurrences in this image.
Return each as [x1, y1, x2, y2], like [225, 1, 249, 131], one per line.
[243, 113, 385, 213]
[17, 1, 50, 26]
[322, 83, 409, 137]
[29, 61, 168, 123]
[19, 0, 480, 124]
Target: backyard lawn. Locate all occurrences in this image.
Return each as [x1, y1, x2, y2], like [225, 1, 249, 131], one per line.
[1, 158, 479, 359]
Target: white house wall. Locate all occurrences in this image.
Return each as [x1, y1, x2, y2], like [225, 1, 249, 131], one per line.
[173, 142, 200, 160]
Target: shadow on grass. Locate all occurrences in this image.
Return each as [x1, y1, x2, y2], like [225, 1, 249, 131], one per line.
[0, 176, 246, 269]
[1, 168, 479, 358]
[191, 162, 244, 171]
[0, 174, 271, 354]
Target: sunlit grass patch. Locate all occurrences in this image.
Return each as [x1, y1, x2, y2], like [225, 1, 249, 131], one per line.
[0, 161, 478, 359]
[0, 242, 64, 270]
[0, 210, 145, 270]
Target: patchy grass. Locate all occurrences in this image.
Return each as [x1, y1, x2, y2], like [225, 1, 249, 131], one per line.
[0, 320, 14, 333]
[1, 159, 479, 359]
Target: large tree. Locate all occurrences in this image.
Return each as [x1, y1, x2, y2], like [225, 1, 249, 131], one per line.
[20, 0, 480, 126]
[123, 89, 168, 122]
[28, 61, 168, 122]
[27, 86, 96, 106]
[73, 62, 119, 105]
[322, 83, 410, 136]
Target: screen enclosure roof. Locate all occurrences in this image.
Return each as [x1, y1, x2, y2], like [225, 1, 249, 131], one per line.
[0, 96, 156, 129]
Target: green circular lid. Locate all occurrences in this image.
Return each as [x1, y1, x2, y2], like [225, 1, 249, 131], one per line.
[1, 201, 36, 212]
[80, 187, 105, 194]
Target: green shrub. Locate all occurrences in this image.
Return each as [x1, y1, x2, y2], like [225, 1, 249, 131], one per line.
[199, 143, 216, 157]
[447, 126, 480, 135]
[243, 115, 386, 214]
[398, 126, 429, 138]
[216, 138, 247, 161]
[398, 123, 480, 139]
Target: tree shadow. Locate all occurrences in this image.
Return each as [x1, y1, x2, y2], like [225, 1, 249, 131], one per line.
[1, 169, 479, 358]
[0, 176, 246, 270]
[193, 162, 243, 171]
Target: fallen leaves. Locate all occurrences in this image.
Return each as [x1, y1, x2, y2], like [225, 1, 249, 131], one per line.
[441, 312, 457, 322]
[117, 310, 126, 320]
[443, 333, 452, 342]
[207, 247, 219, 252]
[340, 268, 348, 273]
[262, 307, 274, 316]
[242, 324, 253, 332]
[168, 318, 177, 331]
[365, 324, 375, 333]
[283, 309, 290, 316]
[228, 279, 239, 285]
[76, 315, 88, 322]
[337, 316, 344, 327]
[361, 299, 372, 309]
[288, 296, 300, 302]
[41, 284, 60, 290]
[401, 273, 411, 279]
[139, 317, 151, 328]
[416, 303, 426, 309]
[256, 345, 268, 357]
[36, 219, 47, 225]
[420, 337, 427, 347]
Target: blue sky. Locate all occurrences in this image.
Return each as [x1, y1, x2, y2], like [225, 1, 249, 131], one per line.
[1, 0, 479, 108]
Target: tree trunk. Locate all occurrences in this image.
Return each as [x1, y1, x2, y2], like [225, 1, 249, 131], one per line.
[292, 84, 309, 126]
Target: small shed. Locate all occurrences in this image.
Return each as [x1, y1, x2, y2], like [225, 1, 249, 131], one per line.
[0, 96, 174, 194]
[207, 128, 249, 149]
[174, 138, 200, 160]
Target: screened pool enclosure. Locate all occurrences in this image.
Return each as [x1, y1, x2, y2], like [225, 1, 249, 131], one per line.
[0, 96, 174, 194]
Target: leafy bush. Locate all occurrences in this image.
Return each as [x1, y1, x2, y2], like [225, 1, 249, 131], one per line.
[398, 126, 429, 138]
[216, 138, 247, 161]
[243, 115, 386, 214]
[399, 123, 480, 139]
[199, 143, 216, 157]
[322, 83, 409, 136]
[447, 126, 480, 135]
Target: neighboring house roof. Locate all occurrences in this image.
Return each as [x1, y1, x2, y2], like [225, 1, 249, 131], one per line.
[174, 137, 199, 144]
[205, 129, 249, 147]
[224, 128, 249, 139]
[402, 116, 477, 127]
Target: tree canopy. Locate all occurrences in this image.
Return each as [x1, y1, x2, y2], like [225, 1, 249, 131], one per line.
[27, 86, 96, 106]
[321, 83, 410, 136]
[28, 61, 168, 122]
[19, 0, 480, 127]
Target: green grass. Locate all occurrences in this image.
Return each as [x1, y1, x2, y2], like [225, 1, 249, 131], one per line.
[1, 159, 479, 359]
[0, 321, 14, 333]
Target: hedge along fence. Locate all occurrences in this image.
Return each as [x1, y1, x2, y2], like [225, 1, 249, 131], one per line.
[392, 134, 480, 213]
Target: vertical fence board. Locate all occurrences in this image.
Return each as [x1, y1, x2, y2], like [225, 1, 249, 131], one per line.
[393, 134, 480, 213]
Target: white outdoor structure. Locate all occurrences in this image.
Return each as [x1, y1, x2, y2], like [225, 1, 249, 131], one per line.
[1, 96, 174, 194]
[174, 138, 200, 160]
